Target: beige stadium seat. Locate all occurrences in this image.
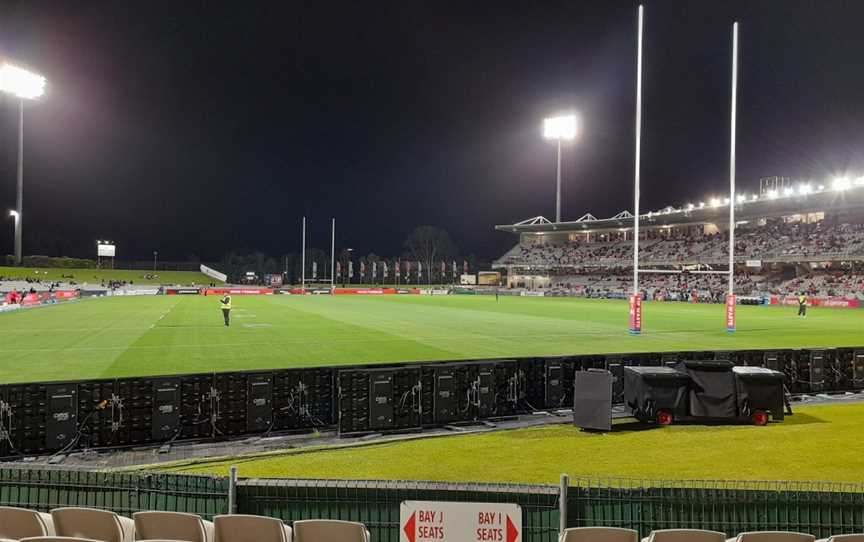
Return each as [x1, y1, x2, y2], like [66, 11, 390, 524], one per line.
[726, 532, 815, 542]
[292, 520, 369, 542]
[643, 530, 726, 542]
[133, 511, 215, 542]
[20, 537, 102, 542]
[51, 507, 136, 542]
[213, 515, 292, 542]
[560, 527, 639, 542]
[816, 536, 864, 542]
[0, 506, 56, 539]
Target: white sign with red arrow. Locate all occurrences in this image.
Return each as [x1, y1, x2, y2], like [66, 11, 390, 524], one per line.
[400, 501, 522, 542]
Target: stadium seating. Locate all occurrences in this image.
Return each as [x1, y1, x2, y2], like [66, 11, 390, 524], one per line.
[816, 536, 864, 542]
[212, 515, 292, 542]
[292, 520, 370, 542]
[0, 506, 56, 539]
[20, 537, 102, 542]
[642, 529, 726, 541]
[560, 527, 639, 542]
[726, 532, 815, 542]
[50, 508, 136, 542]
[133, 511, 214, 542]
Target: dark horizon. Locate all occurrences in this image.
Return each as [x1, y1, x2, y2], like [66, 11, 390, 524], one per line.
[1, 1, 864, 263]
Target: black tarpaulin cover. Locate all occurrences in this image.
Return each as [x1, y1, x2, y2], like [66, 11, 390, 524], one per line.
[623, 366, 691, 416]
[733, 366, 786, 420]
[676, 360, 737, 418]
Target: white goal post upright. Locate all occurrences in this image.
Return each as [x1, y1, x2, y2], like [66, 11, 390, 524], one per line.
[629, 12, 740, 334]
[725, 22, 739, 333]
[629, 4, 644, 334]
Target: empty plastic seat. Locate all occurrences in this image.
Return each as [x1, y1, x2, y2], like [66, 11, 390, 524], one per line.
[816, 536, 864, 542]
[51, 507, 135, 542]
[560, 527, 639, 542]
[133, 511, 214, 542]
[20, 537, 102, 542]
[726, 532, 815, 542]
[0, 506, 56, 539]
[643, 530, 725, 542]
[293, 520, 369, 542]
[213, 515, 292, 542]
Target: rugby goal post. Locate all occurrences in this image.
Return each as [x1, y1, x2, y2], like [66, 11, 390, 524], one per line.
[630, 8, 739, 334]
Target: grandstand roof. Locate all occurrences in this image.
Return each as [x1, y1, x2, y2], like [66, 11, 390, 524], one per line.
[495, 184, 864, 234]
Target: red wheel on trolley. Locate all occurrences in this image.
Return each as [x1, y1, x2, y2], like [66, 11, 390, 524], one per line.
[656, 410, 674, 426]
[752, 410, 769, 426]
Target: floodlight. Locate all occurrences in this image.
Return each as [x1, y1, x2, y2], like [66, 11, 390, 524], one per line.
[8, 210, 18, 218]
[832, 176, 851, 191]
[699, 202, 705, 208]
[723, 197, 730, 205]
[783, 187, 794, 196]
[855, 176, 864, 186]
[798, 183, 812, 195]
[751, 194, 759, 201]
[710, 198, 721, 207]
[0, 63, 46, 100]
[687, 203, 694, 210]
[543, 115, 578, 140]
[767, 189, 779, 199]
[817, 184, 825, 191]
[736, 194, 746, 203]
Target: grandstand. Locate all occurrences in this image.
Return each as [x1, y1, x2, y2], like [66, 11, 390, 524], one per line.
[494, 181, 864, 302]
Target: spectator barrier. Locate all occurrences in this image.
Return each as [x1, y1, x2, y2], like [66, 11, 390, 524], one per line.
[0, 468, 862, 541]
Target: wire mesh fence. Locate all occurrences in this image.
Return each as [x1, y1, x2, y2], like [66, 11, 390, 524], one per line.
[568, 477, 864, 539]
[237, 478, 561, 542]
[0, 467, 229, 519]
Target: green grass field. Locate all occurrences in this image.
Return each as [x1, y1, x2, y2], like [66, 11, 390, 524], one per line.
[0, 266, 217, 286]
[159, 402, 864, 484]
[0, 294, 861, 383]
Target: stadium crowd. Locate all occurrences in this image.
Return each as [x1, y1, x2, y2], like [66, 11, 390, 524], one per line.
[499, 220, 864, 267]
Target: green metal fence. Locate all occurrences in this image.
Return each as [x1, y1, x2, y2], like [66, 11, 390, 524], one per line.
[1, 467, 864, 541]
[237, 479, 561, 542]
[568, 477, 864, 539]
[0, 467, 229, 519]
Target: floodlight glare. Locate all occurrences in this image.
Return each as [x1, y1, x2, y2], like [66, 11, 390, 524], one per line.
[543, 115, 578, 140]
[855, 176, 864, 186]
[751, 194, 759, 201]
[699, 202, 705, 208]
[687, 203, 695, 210]
[723, 197, 730, 205]
[710, 198, 721, 207]
[736, 194, 746, 203]
[832, 176, 851, 191]
[8, 210, 18, 218]
[783, 187, 794, 196]
[0, 63, 46, 99]
[798, 183, 812, 195]
[767, 189, 779, 199]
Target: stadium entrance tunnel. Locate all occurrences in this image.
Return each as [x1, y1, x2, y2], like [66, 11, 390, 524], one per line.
[0, 347, 862, 459]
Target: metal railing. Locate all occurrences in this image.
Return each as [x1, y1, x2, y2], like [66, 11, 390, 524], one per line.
[0, 467, 862, 540]
[568, 476, 864, 539]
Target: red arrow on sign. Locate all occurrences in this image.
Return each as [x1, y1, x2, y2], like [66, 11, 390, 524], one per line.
[506, 515, 519, 542]
[403, 511, 416, 542]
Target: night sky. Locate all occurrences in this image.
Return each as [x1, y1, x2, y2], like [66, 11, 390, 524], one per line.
[1, 1, 863, 263]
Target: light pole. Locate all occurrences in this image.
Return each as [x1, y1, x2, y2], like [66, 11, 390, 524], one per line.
[153, 251, 158, 271]
[543, 114, 578, 223]
[0, 62, 47, 265]
[8, 210, 19, 261]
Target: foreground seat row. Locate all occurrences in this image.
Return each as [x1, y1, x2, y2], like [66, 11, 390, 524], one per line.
[0, 506, 369, 542]
[561, 527, 864, 542]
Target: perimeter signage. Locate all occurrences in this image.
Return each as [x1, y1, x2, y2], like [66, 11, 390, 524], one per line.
[400, 501, 521, 542]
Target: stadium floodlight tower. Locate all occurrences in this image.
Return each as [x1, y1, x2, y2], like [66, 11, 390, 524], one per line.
[543, 114, 578, 223]
[0, 62, 46, 266]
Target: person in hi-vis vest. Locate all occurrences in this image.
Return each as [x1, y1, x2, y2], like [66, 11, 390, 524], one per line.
[220, 293, 232, 326]
[797, 293, 807, 317]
